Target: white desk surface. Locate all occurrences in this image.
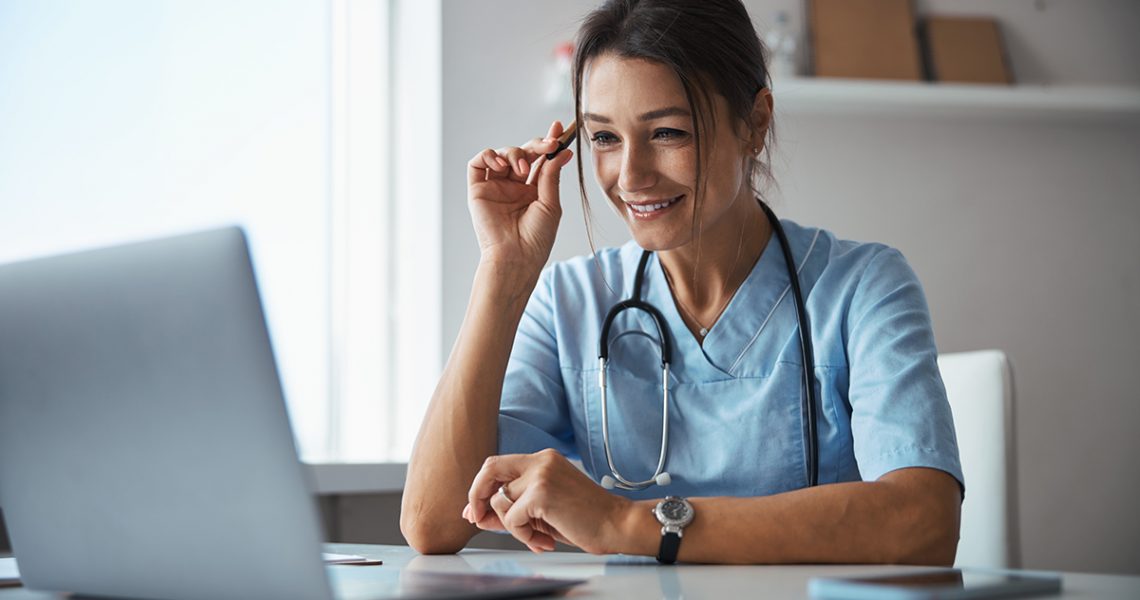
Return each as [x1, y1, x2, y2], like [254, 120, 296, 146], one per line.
[1, 543, 1138, 599]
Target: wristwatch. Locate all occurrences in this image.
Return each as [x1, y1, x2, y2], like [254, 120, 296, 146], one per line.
[652, 496, 694, 564]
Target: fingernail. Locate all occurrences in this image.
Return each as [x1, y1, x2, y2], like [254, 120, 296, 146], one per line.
[496, 156, 508, 169]
[517, 157, 528, 174]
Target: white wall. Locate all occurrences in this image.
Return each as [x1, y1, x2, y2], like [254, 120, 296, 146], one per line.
[441, 0, 1140, 574]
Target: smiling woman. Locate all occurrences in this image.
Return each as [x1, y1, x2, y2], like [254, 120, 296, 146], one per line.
[401, 0, 964, 565]
[580, 55, 770, 312]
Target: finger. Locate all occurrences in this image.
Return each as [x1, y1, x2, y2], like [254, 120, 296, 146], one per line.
[501, 147, 532, 180]
[528, 514, 572, 548]
[536, 149, 573, 207]
[467, 148, 510, 186]
[520, 136, 561, 156]
[502, 492, 556, 552]
[468, 454, 528, 523]
[487, 485, 535, 543]
[475, 484, 513, 532]
[524, 155, 546, 187]
[469, 500, 506, 532]
[543, 120, 577, 160]
[546, 120, 564, 143]
[503, 140, 560, 173]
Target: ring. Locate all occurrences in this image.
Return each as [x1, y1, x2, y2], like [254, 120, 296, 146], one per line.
[498, 485, 512, 503]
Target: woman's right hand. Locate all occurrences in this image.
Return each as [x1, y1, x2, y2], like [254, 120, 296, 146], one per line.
[467, 120, 574, 274]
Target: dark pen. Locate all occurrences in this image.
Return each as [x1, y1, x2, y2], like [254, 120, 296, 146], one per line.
[526, 120, 578, 186]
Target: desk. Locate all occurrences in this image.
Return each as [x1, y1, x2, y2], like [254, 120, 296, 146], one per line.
[2, 544, 1138, 599]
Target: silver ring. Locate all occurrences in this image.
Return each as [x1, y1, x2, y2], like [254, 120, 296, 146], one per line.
[498, 485, 512, 503]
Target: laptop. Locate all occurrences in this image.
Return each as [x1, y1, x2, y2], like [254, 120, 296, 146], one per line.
[0, 227, 583, 600]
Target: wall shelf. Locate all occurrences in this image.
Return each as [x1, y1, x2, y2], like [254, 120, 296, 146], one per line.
[771, 77, 1140, 123]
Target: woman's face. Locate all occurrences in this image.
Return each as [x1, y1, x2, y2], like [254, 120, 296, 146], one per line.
[582, 54, 760, 252]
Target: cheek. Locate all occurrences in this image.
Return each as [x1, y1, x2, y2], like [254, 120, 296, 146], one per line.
[703, 148, 746, 194]
[666, 150, 697, 188]
[593, 153, 620, 194]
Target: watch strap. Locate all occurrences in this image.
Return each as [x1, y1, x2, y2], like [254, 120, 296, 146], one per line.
[656, 530, 681, 564]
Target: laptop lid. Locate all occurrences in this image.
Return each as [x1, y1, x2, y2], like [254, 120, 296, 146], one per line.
[0, 227, 334, 600]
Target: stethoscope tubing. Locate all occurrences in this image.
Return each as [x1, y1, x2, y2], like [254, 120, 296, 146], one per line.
[596, 200, 819, 491]
[760, 201, 819, 487]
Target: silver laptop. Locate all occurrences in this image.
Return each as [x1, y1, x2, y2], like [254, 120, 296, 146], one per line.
[0, 227, 582, 600]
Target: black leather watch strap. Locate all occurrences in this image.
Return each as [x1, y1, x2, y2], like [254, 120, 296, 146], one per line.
[656, 530, 682, 564]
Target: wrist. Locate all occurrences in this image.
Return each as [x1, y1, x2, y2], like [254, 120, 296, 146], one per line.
[463, 262, 541, 338]
[475, 258, 542, 294]
[608, 499, 660, 556]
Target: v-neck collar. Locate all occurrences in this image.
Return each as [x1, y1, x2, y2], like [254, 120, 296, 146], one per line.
[633, 219, 819, 380]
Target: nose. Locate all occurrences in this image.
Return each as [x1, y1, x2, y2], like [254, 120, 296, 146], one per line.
[617, 142, 657, 194]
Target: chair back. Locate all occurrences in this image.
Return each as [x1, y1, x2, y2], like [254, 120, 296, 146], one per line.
[937, 350, 1020, 569]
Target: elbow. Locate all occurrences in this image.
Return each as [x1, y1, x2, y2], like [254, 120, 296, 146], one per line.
[401, 523, 468, 556]
[877, 469, 962, 566]
[892, 497, 961, 566]
[399, 497, 472, 555]
[897, 523, 958, 566]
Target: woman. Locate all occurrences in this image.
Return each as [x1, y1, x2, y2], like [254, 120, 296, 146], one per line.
[401, 0, 963, 564]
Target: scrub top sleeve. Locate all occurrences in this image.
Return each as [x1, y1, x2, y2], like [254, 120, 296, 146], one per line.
[497, 267, 576, 458]
[845, 248, 965, 490]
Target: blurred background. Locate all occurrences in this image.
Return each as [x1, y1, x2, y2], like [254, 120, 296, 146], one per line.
[1, 0, 1138, 576]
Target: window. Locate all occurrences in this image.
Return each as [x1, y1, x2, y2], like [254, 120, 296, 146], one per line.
[0, 0, 440, 464]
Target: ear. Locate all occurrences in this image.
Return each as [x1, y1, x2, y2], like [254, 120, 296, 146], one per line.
[748, 88, 774, 154]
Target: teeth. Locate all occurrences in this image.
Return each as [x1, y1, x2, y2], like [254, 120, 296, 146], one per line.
[628, 196, 680, 213]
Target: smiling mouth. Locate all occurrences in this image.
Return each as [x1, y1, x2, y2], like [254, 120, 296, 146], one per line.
[625, 195, 684, 218]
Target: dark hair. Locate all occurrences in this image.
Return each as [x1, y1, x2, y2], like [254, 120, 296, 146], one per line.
[572, 0, 775, 256]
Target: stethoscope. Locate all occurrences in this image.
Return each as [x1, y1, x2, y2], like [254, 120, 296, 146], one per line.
[597, 200, 819, 491]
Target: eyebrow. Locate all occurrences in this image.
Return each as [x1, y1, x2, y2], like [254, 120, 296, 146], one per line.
[583, 106, 691, 124]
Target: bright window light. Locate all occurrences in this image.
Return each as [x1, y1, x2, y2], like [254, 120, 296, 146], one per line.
[0, 0, 437, 464]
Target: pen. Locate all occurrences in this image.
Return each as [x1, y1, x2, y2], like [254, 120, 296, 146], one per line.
[545, 120, 577, 160]
[525, 120, 577, 186]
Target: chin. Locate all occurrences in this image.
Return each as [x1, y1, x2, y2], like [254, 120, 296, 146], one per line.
[627, 230, 689, 253]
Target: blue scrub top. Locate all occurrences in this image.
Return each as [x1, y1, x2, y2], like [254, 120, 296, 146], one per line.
[498, 218, 964, 501]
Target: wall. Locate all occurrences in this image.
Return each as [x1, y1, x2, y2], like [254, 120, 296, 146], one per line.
[438, 0, 1140, 575]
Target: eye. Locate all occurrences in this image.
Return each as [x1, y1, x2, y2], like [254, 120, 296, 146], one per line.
[589, 131, 619, 147]
[653, 128, 689, 141]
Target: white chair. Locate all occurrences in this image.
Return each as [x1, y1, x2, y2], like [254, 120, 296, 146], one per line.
[937, 350, 1020, 569]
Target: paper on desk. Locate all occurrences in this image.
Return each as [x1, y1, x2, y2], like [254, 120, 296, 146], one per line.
[0, 557, 19, 587]
[323, 552, 371, 564]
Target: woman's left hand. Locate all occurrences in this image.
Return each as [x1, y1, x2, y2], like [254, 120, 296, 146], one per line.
[462, 449, 633, 554]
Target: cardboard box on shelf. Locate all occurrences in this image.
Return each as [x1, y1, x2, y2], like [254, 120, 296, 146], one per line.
[923, 17, 1013, 85]
[809, 0, 923, 81]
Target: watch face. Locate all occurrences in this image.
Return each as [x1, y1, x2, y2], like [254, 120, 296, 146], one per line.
[661, 500, 689, 521]
[656, 497, 694, 527]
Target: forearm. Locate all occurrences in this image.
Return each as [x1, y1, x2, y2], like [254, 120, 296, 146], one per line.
[615, 469, 961, 565]
[401, 261, 540, 553]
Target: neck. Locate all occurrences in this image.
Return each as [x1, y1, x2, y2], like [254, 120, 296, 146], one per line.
[658, 198, 772, 329]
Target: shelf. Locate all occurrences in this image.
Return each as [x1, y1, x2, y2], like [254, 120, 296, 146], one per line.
[771, 77, 1140, 123]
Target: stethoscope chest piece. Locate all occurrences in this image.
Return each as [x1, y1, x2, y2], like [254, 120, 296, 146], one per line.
[594, 201, 820, 493]
[596, 250, 674, 491]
